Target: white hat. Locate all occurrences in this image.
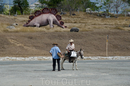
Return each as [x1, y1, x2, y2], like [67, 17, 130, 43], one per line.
[69, 39, 74, 42]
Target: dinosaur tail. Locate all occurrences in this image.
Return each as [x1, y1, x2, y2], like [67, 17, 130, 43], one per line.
[23, 24, 28, 27]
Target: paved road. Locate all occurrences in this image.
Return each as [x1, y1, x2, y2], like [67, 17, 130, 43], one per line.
[0, 60, 130, 86]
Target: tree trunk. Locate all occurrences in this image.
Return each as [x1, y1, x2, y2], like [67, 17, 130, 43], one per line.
[69, 8, 72, 16]
[18, 3, 23, 14]
[116, 7, 118, 14]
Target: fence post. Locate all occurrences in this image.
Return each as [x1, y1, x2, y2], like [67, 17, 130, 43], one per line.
[106, 35, 109, 57]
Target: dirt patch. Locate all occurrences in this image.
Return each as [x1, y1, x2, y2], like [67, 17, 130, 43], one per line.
[0, 30, 130, 57]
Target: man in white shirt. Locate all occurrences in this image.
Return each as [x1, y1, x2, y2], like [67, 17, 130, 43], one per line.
[66, 39, 75, 63]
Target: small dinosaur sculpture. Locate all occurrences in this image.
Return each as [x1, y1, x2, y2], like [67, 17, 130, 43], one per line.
[23, 8, 67, 28]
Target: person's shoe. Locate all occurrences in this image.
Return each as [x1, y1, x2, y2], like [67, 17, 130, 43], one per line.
[52, 70, 55, 71]
[69, 61, 72, 63]
[58, 70, 61, 71]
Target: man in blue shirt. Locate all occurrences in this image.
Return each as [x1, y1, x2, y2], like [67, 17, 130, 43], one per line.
[50, 43, 62, 71]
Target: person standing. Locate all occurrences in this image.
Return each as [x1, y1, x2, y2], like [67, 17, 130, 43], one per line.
[66, 39, 75, 63]
[50, 43, 62, 71]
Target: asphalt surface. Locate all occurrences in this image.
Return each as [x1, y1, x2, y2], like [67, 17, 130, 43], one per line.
[0, 60, 130, 86]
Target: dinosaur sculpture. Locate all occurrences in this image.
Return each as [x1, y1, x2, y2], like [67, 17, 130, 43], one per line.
[23, 8, 67, 28]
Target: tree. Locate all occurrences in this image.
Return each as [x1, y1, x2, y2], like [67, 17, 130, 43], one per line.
[128, 0, 130, 4]
[103, 0, 113, 13]
[10, 5, 20, 15]
[81, 0, 99, 11]
[38, 0, 63, 8]
[38, 0, 48, 8]
[121, 0, 130, 15]
[122, 0, 130, 5]
[95, 0, 114, 14]
[0, 0, 4, 13]
[60, 0, 98, 15]
[60, 0, 82, 15]
[13, 0, 29, 14]
[47, 0, 64, 8]
[113, 0, 128, 14]
[97, 0, 127, 14]
[3, 5, 10, 14]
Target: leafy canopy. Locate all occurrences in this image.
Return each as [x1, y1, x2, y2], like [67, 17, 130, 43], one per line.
[12, 0, 29, 14]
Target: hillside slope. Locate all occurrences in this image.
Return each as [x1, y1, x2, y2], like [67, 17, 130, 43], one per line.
[0, 30, 130, 57]
[0, 13, 130, 57]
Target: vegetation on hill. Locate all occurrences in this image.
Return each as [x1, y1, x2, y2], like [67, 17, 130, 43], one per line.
[1, 0, 130, 15]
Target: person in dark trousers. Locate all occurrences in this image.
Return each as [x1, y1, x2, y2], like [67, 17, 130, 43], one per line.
[50, 43, 62, 71]
[66, 39, 75, 63]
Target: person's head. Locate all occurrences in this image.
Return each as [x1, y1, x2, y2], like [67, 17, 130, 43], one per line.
[69, 39, 74, 45]
[52, 43, 58, 46]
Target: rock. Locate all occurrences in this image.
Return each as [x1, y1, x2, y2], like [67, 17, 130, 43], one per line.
[14, 14, 17, 16]
[6, 23, 18, 29]
[115, 16, 118, 18]
[128, 12, 130, 16]
[72, 13, 76, 16]
[60, 12, 66, 15]
[105, 16, 110, 18]
[70, 27, 79, 32]
[12, 23, 18, 26]
[6, 26, 15, 29]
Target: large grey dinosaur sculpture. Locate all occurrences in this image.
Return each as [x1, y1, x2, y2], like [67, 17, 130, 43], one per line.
[23, 8, 67, 28]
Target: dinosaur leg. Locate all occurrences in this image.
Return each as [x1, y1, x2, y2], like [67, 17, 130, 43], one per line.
[34, 23, 40, 27]
[48, 18, 54, 28]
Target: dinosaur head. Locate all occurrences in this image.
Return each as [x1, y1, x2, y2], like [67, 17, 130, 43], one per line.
[59, 21, 67, 28]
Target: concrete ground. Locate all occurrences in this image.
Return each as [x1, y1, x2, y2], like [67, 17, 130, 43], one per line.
[0, 60, 130, 86]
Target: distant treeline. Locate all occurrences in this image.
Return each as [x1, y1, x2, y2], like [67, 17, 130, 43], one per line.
[0, 0, 130, 15]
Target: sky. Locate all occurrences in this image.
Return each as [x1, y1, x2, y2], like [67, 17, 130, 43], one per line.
[90, 0, 96, 2]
